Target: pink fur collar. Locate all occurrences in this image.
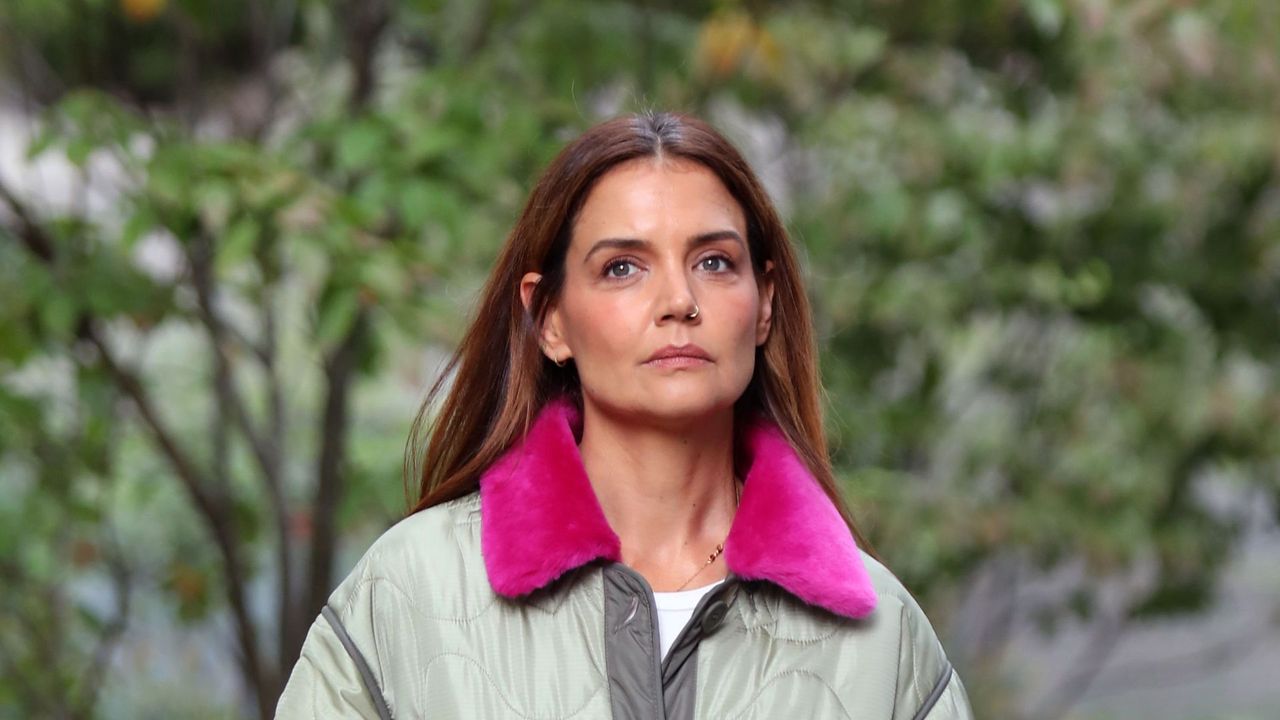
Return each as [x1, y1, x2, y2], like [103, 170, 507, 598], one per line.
[478, 396, 877, 619]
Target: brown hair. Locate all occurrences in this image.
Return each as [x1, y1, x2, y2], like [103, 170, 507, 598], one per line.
[403, 111, 871, 551]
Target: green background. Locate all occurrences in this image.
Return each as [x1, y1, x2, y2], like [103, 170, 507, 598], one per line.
[1, 1, 1277, 718]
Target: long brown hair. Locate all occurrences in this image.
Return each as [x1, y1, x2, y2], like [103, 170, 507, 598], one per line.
[403, 111, 871, 551]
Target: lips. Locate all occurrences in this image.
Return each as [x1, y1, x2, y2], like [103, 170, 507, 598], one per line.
[644, 344, 713, 365]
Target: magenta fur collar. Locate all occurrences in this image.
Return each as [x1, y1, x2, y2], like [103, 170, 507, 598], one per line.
[478, 396, 877, 619]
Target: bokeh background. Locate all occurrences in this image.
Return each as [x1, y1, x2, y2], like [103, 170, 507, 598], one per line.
[1, 0, 1278, 718]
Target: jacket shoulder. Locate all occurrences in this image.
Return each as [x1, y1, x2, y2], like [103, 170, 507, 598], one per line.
[363, 492, 481, 562]
[277, 493, 487, 718]
[859, 549, 928, 619]
[328, 491, 489, 621]
[859, 551, 973, 720]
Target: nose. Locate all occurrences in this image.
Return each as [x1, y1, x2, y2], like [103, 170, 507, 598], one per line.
[656, 270, 700, 324]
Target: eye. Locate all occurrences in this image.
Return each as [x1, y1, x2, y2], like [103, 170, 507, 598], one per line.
[698, 254, 734, 273]
[603, 258, 640, 279]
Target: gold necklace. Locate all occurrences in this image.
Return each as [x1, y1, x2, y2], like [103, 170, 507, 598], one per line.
[674, 479, 742, 591]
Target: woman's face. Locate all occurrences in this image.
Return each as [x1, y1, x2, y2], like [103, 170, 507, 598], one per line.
[521, 157, 774, 427]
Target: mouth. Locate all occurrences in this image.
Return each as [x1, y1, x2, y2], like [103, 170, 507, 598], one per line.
[643, 344, 713, 368]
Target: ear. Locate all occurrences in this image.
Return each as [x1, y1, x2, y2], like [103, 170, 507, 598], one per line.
[755, 260, 775, 346]
[520, 271, 572, 363]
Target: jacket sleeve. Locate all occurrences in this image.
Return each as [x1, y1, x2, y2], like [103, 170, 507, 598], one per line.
[275, 556, 393, 719]
[891, 588, 975, 720]
[918, 670, 973, 720]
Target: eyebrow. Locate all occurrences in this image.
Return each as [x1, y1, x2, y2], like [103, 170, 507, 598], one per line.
[582, 230, 745, 265]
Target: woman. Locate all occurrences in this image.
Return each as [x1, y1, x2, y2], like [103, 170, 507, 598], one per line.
[276, 112, 973, 719]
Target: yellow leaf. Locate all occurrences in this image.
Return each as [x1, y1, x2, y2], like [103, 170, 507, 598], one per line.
[120, 0, 167, 24]
[697, 12, 757, 80]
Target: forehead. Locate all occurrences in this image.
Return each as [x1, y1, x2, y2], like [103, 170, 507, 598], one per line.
[569, 158, 746, 247]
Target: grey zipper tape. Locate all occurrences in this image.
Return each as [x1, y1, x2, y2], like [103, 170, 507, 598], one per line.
[911, 661, 954, 720]
[321, 605, 394, 720]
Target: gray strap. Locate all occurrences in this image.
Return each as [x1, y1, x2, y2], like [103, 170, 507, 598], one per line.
[911, 661, 954, 720]
[321, 605, 394, 720]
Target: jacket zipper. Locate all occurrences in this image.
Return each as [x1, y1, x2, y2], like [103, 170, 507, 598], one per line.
[609, 564, 739, 686]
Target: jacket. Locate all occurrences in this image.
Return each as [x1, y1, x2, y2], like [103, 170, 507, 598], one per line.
[276, 396, 974, 719]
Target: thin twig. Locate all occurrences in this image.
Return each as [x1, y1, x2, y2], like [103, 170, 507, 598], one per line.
[70, 541, 132, 719]
[340, 0, 392, 112]
[1025, 609, 1128, 720]
[258, 255, 301, 679]
[188, 225, 298, 681]
[3, 181, 275, 718]
[304, 307, 369, 620]
[187, 232, 277, 480]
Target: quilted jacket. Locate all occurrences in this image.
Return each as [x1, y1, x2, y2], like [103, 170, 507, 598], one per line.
[275, 396, 974, 719]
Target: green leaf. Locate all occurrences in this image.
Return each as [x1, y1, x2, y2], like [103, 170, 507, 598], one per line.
[360, 252, 407, 302]
[121, 206, 158, 252]
[76, 604, 107, 634]
[1023, 0, 1065, 37]
[316, 286, 360, 347]
[39, 292, 80, 342]
[403, 125, 458, 166]
[398, 179, 437, 228]
[336, 119, 388, 171]
[25, 123, 59, 160]
[66, 136, 96, 167]
[216, 216, 260, 276]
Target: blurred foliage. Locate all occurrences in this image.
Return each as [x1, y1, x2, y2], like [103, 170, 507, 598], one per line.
[1, 0, 1278, 718]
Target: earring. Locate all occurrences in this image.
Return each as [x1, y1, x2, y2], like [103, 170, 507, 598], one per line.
[542, 344, 565, 367]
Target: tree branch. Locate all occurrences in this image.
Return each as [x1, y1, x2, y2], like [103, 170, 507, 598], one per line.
[292, 0, 391, 658]
[186, 228, 300, 687]
[2, 179, 276, 719]
[1024, 609, 1128, 720]
[259, 264, 304, 679]
[0, 179, 56, 262]
[170, 8, 206, 128]
[184, 229, 290, 717]
[973, 552, 1021, 667]
[0, 561, 57, 714]
[242, 0, 297, 142]
[339, 0, 392, 111]
[89, 324, 278, 720]
[187, 231, 278, 490]
[304, 308, 369, 622]
[458, 0, 495, 63]
[70, 543, 132, 719]
[219, 316, 272, 365]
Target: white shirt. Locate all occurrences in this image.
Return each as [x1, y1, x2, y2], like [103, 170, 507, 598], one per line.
[652, 579, 725, 661]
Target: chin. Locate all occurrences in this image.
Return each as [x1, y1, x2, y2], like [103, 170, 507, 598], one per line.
[591, 383, 743, 427]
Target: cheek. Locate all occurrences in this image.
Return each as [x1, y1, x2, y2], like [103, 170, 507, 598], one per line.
[560, 295, 641, 365]
[727, 289, 762, 342]
[719, 291, 764, 371]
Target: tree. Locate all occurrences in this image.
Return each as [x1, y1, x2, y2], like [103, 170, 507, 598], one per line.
[1, 0, 1277, 717]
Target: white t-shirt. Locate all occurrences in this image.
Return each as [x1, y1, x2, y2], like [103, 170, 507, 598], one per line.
[652, 578, 725, 661]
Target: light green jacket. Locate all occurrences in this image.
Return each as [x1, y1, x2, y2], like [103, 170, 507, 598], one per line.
[277, 398, 974, 719]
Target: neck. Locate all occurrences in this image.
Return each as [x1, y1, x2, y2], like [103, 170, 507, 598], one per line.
[577, 398, 739, 591]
